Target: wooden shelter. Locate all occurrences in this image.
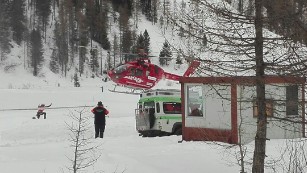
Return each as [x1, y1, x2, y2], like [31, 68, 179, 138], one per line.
[180, 76, 306, 144]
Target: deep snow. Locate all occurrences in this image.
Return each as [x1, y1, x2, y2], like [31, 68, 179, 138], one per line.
[1, 73, 306, 173]
[0, 76, 240, 173]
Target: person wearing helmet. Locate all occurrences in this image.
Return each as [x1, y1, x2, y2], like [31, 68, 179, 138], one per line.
[91, 101, 109, 138]
[36, 103, 52, 119]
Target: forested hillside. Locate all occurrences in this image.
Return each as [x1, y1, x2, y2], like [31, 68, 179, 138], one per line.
[0, 0, 164, 78]
[0, 0, 306, 78]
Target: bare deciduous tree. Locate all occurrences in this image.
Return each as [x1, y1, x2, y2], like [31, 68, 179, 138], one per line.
[164, 0, 307, 172]
[66, 108, 101, 173]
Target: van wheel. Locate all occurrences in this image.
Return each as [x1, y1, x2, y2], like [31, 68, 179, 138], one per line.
[173, 128, 182, 135]
[141, 132, 148, 137]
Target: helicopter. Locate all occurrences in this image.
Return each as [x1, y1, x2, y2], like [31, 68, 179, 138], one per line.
[106, 52, 200, 94]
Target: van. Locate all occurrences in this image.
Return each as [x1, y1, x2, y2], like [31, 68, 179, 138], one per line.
[135, 89, 182, 137]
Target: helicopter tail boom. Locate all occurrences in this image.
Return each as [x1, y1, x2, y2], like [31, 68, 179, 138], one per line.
[164, 60, 200, 81]
[183, 60, 200, 77]
[164, 72, 181, 81]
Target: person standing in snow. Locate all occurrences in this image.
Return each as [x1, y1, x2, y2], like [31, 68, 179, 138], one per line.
[91, 101, 109, 138]
[36, 103, 52, 119]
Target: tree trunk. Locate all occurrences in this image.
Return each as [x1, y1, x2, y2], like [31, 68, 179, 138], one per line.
[252, 0, 267, 173]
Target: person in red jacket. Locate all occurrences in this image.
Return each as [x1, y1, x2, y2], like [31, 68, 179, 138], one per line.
[91, 101, 109, 138]
[36, 103, 52, 119]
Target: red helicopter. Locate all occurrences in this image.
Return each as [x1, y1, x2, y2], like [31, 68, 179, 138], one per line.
[106, 51, 200, 94]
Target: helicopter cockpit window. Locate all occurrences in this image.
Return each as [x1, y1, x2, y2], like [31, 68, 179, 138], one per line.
[128, 67, 136, 76]
[114, 64, 131, 74]
[135, 68, 143, 76]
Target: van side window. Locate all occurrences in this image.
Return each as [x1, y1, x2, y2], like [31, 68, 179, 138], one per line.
[163, 102, 181, 114]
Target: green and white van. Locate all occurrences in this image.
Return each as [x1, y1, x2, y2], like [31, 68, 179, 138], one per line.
[135, 89, 182, 137]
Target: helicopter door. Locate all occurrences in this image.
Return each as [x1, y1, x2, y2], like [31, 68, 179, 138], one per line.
[146, 69, 150, 76]
[127, 67, 143, 76]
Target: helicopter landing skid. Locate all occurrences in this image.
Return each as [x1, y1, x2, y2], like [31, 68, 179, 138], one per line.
[108, 85, 144, 95]
[108, 89, 141, 95]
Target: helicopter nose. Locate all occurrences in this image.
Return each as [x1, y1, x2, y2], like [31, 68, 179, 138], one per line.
[107, 70, 116, 81]
[107, 71, 113, 78]
[107, 70, 112, 76]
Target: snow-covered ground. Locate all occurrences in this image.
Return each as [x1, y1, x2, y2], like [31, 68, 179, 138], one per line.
[1, 0, 307, 171]
[0, 74, 236, 173]
[1, 71, 307, 173]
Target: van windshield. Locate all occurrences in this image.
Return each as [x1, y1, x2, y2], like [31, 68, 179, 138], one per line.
[144, 101, 155, 113]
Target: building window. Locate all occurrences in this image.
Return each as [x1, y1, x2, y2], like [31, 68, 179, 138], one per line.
[253, 99, 273, 117]
[189, 103, 203, 116]
[187, 85, 203, 117]
[286, 85, 298, 115]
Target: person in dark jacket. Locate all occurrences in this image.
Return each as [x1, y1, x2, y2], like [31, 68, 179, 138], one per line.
[91, 101, 109, 138]
[189, 104, 203, 117]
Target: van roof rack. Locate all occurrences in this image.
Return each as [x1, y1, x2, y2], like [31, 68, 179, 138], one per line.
[140, 89, 181, 98]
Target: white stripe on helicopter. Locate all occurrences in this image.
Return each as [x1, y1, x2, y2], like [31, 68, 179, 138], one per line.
[147, 76, 157, 81]
[124, 76, 143, 83]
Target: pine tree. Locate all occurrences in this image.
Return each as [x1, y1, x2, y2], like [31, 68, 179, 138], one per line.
[111, 0, 133, 16]
[94, 0, 110, 50]
[76, 6, 89, 76]
[264, 0, 307, 43]
[30, 29, 44, 76]
[73, 72, 80, 87]
[86, 0, 111, 51]
[55, 1, 69, 77]
[10, 0, 27, 45]
[140, 0, 151, 21]
[175, 55, 183, 65]
[0, 0, 11, 61]
[112, 34, 119, 67]
[106, 51, 112, 70]
[35, 0, 51, 38]
[151, 0, 158, 24]
[49, 49, 59, 74]
[143, 29, 150, 53]
[86, 0, 95, 44]
[119, 4, 133, 54]
[136, 33, 145, 50]
[159, 41, 172, 66]
[64, 0, 76, 68]
[89, 48, 99, 76]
